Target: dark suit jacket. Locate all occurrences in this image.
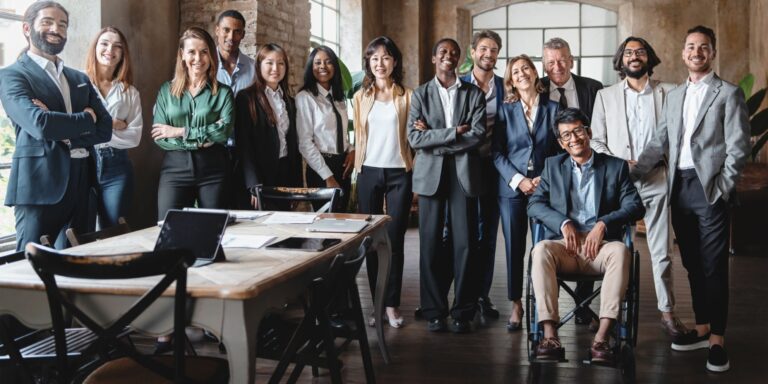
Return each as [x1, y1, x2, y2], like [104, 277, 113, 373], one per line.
[527, 152, 644, 242]
[407, 78, 487, 197]
[458, 74, 504, 108]
[541, 73, 603, 119]
[0, 53, 112, 206]
[234, 91, 302, 189]
[492, 97, 560, 198]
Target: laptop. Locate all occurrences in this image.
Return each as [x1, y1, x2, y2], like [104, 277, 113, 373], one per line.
[154, 209, 230, 267]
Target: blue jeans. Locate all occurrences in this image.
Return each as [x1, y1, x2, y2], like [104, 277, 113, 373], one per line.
[92, 147, 134, 229]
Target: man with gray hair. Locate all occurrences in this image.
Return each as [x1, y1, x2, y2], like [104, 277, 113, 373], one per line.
[541, 36, 603, 327]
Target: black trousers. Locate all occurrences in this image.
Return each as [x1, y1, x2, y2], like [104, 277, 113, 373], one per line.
[15, 158, 90, 250]
[498, 193, 532, 301]
[305, 153, 351, 212]
[157, 145, 229, 220]
[477, 157, 500, 299]
[419, 157, 479, 321]
[672, 169, 730, 335]
[357, 166, 413, 308]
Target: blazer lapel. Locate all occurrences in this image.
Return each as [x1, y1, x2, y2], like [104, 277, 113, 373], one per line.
[20, 54, 66, 113]
[691, 76, 721, 137]
[615, 82, 630, 144]
[359, 89, 375, 136]
[452, 82, 468, 126]
[560, 157, 573, 212]
[512, 102, 533, 143]
[426, 81, 447, 130]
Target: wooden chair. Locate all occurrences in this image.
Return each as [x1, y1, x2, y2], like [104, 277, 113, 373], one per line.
[252, 186, 342, 213]
[65, 217, 130, 247]
[259, 237, 375, 384]
[24, 243, 229, 383]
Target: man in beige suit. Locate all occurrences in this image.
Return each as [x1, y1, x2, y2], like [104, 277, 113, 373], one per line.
[590, 37, 684, 338]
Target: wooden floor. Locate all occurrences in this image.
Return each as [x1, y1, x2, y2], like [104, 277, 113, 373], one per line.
[249, 227, 768, 384]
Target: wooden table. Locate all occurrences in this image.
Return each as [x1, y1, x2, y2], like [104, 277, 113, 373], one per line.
[0, 213, 392, 383]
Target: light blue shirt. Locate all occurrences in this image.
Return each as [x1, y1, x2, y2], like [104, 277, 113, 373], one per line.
[216, 49, 255, 96]
[566, 152, 596, 232]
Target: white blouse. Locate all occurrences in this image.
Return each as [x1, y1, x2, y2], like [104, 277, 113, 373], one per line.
[296, 87, 350, 180]
[363, 100, 404, 168]
[95, 81, 143, 149]
[265, 86, 290, 158]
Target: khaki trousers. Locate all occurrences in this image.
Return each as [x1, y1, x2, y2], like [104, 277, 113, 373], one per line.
[531, 235, 630, 323]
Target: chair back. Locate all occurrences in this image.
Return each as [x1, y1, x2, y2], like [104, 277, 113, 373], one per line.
[252, 186, 342, 213]
[24, 243, 196, 383]
[66, 217, 130, 247]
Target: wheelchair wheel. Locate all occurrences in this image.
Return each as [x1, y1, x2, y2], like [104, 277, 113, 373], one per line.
[526, 271, 537, 362]
[620, 344, 636, 383]
[631, 250, 640, 347]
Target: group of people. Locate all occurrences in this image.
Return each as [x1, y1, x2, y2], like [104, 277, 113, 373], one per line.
[0, 1, 750, 374]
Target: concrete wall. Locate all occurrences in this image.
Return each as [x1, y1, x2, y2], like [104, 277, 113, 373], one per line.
[58, 0, 101, 68]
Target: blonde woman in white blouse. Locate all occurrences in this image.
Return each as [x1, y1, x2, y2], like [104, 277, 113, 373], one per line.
[84, 27, 142, 228]
[353, 36, 413, 328]
[296, 46, 353, 211]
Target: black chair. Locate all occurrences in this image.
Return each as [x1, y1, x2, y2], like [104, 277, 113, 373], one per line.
[259, 237, 375, 384]
[66, 217, 130, 247]
[252, 186, 342, 213]
[24, 243, 229, 383]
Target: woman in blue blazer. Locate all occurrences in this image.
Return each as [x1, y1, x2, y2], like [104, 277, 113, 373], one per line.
[492, 54, 560, 331]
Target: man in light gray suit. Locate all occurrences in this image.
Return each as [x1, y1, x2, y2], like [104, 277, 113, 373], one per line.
[632, 26, 750, 373]
[591, 37, 684, 338]
[408, 38, 487, 333]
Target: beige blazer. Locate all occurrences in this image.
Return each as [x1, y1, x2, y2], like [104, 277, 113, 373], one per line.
[352, 85, 413, 172]
[591, 78, 676, 161]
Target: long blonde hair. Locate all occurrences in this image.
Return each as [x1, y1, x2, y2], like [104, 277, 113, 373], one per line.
[84, 27, 133, 92]
[170, 27, 219, 98]
[503, 54, 545, 103]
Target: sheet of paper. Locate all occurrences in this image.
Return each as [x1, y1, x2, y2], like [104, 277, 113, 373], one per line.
[229, 210, 272, 220]
[262, 212, 317, 224]
[221, 234, 276, 249]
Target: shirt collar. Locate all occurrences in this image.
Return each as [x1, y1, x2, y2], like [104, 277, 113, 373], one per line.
[521, 94, 540, 114]
[27, 50, 64, 77]
[686, 70, 715, 88]
[622, 78, 652, 95]
[266, 86, 283, 98]
[550, 75, 575, 92]
[318, 85, 333, 98]
[570, 151, 595, 170]
[434, 76, 461, 91]
[469, 71, 495, 93]
[217, 48, 244, 72]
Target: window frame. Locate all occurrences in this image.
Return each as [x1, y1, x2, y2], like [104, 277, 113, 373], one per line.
[309, 0, 341, 55]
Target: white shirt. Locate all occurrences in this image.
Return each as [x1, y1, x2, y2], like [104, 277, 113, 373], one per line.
[296, 87, 350, 180]
[509, 95, 540, 191]
[435, 77, 460, 128]
[27, 51, 88, 158]
[624, 79, 655, 161]
[265, 86, 290, 158]
[94, 81, 142, 150]
[364, 100, 404, 168]
[548, 75, 579, 109]
[469, 72, 497, 127]
[680, 71, 714, 169]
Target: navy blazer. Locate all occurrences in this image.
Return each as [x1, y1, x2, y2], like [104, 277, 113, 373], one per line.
[527, 152, 644, 242]
[0, 53, 112, 206]
[492, 97, 560, 198]
[459, 74, 504, 109]
[541, 73, 603, 119]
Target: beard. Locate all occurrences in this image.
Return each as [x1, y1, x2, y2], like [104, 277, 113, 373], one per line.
[30, 28, 66, 56]
[623, 60, 648, 79]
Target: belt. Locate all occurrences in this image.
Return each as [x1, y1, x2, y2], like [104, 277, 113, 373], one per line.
[321, 152, 344, 158]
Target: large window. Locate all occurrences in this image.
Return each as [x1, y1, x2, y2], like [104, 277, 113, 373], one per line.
[472, 1, 619, 85]
[0, 1, 34, 237]
[310, 0, 340, 55]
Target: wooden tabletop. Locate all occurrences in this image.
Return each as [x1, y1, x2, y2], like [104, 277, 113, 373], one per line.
[0, 213, 389, 300]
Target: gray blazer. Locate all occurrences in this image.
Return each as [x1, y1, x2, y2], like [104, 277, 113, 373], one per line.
[407, 78, 487, 197]
[633, 73, 750, 204]
[591, 78, 676, 161]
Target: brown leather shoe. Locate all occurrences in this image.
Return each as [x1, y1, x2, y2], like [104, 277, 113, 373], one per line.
[660, 316, 688, 338]
[590, 339, 615, 364]
[535, 337, 564, 360]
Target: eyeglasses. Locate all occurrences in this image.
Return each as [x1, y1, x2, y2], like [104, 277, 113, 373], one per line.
[558, 126, 588, 141]
[623, 48, 648, 57]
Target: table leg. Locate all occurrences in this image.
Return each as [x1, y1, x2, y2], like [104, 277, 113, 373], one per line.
[371, 228, 392, 364]
[221, 299, 264, 384]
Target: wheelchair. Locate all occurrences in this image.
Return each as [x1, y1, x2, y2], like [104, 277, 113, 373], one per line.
[525, 220, 640, 381]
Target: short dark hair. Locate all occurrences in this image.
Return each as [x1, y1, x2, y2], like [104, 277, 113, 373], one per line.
[362, 36, 404, 91]
[471, 30, 502, 51]
[612, 36, 662, 79]
[553, 108, 590, 137]
[217, 10, 246, 26]
[432, 38, 460, 56]
[686, 25, 716, 50]
[301, 45, 344, 101]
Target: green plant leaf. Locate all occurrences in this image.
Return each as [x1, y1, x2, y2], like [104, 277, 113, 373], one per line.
[739, 73, 755, 99]
[751, 131, 768, 161]
[458, 45, 473, 75]
[345, 71, 365, 99]
[750, 108, 768, 137]
[746, 88, 766, 117]
[338, 58, 353, 96]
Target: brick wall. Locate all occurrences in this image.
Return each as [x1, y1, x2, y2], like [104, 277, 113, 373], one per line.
[179, 0, 310, 92]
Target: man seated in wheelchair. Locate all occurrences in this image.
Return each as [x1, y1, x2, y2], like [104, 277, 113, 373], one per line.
[526, 108, 645, 364]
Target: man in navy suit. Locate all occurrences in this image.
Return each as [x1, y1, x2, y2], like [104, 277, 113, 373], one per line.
[0, 1, 112, 250]
[527, 108, 644, 364]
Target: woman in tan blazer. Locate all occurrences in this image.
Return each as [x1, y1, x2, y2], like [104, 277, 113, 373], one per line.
[353, 36, 413, 328]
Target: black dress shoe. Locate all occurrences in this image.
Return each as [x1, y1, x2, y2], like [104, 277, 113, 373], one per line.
[414, 307, 424, 320]
[506, 320, 522, 332]
[427, 318, 447, 332]
[329, 314, 350, 331]
[477, 297, 500, 319]
[450, 319, 471, 334]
